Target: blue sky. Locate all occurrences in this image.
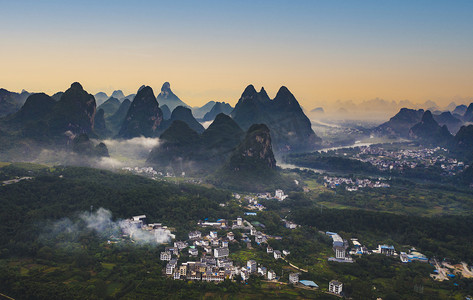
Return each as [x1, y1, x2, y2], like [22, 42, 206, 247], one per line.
[1, 0, 472, 107]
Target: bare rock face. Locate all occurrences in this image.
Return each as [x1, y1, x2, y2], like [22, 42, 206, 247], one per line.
[117, 86, 163, 138]
[228, 123, 276, 171]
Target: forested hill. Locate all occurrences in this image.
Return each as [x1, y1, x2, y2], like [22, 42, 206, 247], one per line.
[0, 163, 231, 254]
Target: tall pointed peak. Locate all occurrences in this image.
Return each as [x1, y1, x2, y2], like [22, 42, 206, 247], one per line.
[259, 87, 269, 98]
[276, 86, 292, 97]
[161, 82, 171, 92]
[242, 84, 257, 97]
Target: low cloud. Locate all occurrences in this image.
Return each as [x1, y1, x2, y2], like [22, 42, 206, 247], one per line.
[102, 137, 161, 167]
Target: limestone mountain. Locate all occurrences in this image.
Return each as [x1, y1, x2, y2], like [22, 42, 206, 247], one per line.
[111, 90, 126, 100]
[200, 113, 244, 164]
[192, 101, 216, 119]
[97, 97, 121, 117]
[211, 123, 292, 192]
[49, 82, 97, 137]
[433, 111, 463, 134]
[156, 82, 190, 112]
[453, 104, 468, 116]
[107, 98, 131, 133]
[117, 86, 163, 138]
[161, 104, 171, 120]
[1, 83, 97, 146]
[0, 88, 30, 117]
[147, 113, 244, 172]
[12, 93, 56, 122]
[147, 120, 200, 168]
[409, 111, 453, 146]
[231, 85, 320, 152]
[159, 106, 204, 134]
[227, 123, 276, 172]
[94, 108, 111, 138]
[375, 108, 425, 138]
[462, 103, 473, 122]
[202, 102, 233, 122]
[94, 92, 109, 106]
[125, 93, 136, 101]
[451, 125, 473, 161]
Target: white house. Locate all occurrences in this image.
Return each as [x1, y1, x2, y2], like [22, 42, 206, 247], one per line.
[267, 270, 276, 280]
[166, 259, 178, 275]
[214, 247, 229, 258]
[160, 251, 171, 261]
[274, 250, 282, 259]
[329, 280, 343, 295]
[275, 189, 288, 201]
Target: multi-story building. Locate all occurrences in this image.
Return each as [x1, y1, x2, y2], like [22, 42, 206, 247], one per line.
[214, 247, 229, 258]
[329, 280, 343, 295]
[247, 260, 257, 274]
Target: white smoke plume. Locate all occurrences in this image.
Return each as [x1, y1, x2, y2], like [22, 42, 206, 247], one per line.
[44, 208, 172, 245]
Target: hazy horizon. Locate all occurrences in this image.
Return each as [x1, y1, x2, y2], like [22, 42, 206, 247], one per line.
[1, 0, 473, 109]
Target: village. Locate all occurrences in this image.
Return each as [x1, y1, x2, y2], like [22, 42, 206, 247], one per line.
[110, 187, 473, 298]
[353, 146, 465, 176]
[323, 176, 390, 191]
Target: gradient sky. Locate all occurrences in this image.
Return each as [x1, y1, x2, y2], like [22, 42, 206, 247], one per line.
[1, 0, 472, 108]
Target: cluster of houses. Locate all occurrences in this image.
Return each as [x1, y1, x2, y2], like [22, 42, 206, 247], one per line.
[234, 189, 289, 203]
[161, 216, 282, 282]
[323, 176, 390, 191]
[122, 167, 160, 177]
[325, 231, 429, 266]
[355, 146, 465, 176]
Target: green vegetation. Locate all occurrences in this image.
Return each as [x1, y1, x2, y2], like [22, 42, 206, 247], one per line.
[294, 169, 473, 216]
[1, 163, 473, 299]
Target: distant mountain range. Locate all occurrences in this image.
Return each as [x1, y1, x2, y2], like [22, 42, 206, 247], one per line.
[373, 107, 473, 161]
[2, 81, 473, 188]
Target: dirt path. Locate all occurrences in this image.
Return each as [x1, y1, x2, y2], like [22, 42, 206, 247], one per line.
[282, 258, 308, 273]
